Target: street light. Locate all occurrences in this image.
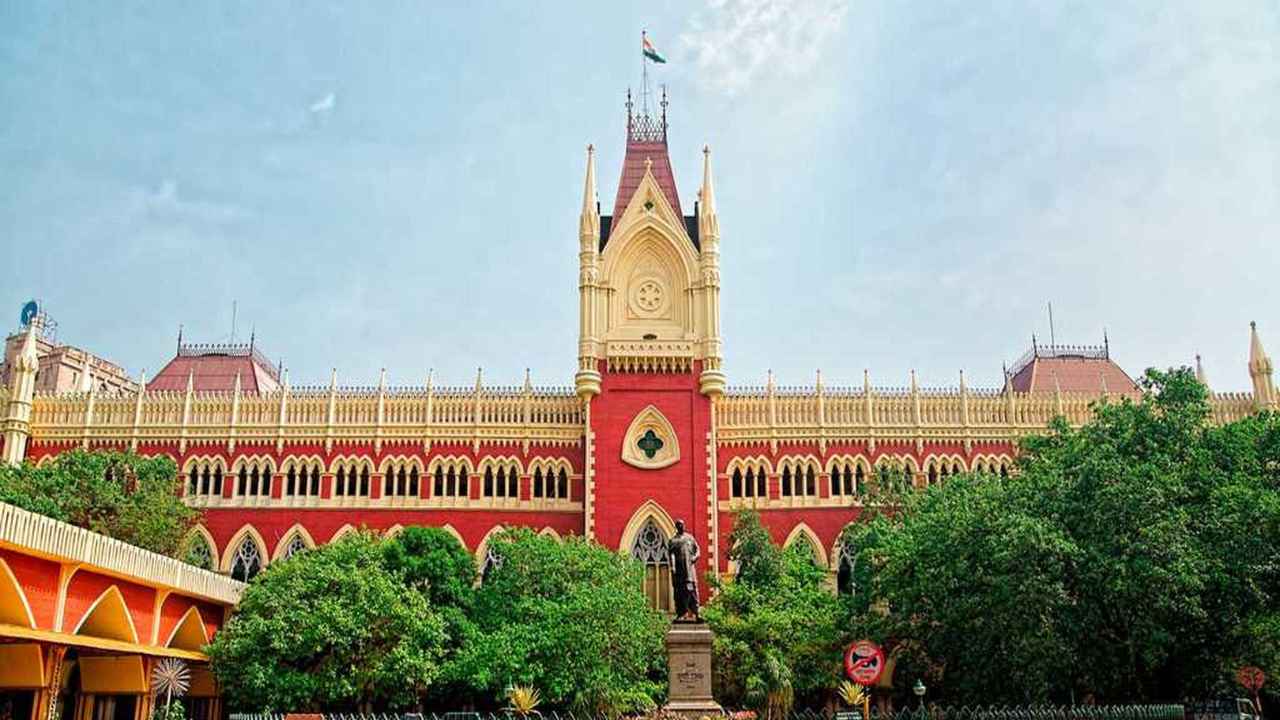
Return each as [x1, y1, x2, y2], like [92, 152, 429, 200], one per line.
[913, 679, 927, 711]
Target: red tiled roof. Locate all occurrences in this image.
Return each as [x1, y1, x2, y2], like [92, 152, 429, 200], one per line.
[149, 345, 280, 394]
[1008, 354, 1138, 395]
[613, 136, 682, 219]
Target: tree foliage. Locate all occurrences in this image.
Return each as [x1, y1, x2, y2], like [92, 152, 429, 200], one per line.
[0, 450, 198, 556]
[451, 528, 668, 716]
[705, 511, 848, 718]
[859, 369, 1280, 704]
[208, 532, 447, 712]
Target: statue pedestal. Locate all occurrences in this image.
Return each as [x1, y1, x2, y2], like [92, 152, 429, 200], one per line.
[664, 622, 723, 716]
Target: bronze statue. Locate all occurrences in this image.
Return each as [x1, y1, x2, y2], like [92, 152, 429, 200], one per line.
[668, 519, 700, 621]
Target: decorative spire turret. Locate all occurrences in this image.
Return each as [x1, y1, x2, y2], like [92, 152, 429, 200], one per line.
[1195, 354, 1208, 388]
[580, 144, 599, 242]
[1249, 322, 1275, 408]
[2, 323, 40, 465]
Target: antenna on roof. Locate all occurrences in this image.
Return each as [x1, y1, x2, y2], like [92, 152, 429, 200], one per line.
[176, 324, 183, 353]
[250, 325, 256, 351]
[1048, 302, 1056, 348]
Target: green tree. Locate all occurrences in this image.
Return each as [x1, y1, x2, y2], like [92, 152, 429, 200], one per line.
[382, 525, 478, 706]
[0, 450, 198, 556]
[860, 368, 1280, 704]
[450, 528, 667, 716]
[704, 511, 846, 718]
[208, 532, 447, 712]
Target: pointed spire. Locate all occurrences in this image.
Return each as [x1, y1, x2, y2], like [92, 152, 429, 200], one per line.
[425, 368, 434, 392]
[78, 353, 94, 394]
[700, 145, 717, 217]
[909, 369, 919, 393]
[766, 369, 775, 393]
[863, 368, 871, 393]
[815, 368, 823, 390]
[185, 368, 194, 394]
[282, 367, 290, 389]
[959, 369, 967, 392]
[523, 368, 532, 392]
[329, 368, 338, 391]
[138, 369, 147, 393]
[233, 371, 242, 395]
[176, 324, 183, 353]
[1194, 354, 1208, 387]
[1249, 321, 1270, 369]
[474, 366, 483, 391]
[378, 368, 386, 392]
[580, 144, 599, 241]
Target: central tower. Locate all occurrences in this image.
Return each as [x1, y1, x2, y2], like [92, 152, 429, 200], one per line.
[576, 91, 724, 600]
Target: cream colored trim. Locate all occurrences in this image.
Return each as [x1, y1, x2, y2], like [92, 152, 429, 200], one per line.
[621, 405, 681, 470]
[617, 500, 678, 553]
[328, 524, 358, 543]
[384, 524, 406, 539]
[474, 525, 507, 571]
[0, 502, 242, 605]
[427, 454, 474, 475]
[538, 527, 561, 540]
[182, 525, 219, 570]
[271, 524, 316, 560]
[440, 523, 466, 550]
[783, 523, 828, 568]
[378, 454, 425, 475]
[220, 524, 269, 574]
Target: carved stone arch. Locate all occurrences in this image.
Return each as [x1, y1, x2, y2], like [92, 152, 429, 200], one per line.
[440, 523, 467, 550]
[182, 454, 218, 474]
[281, 453, 323, 473]
[182, 525, 219, 570]
[474, 525, 508, 572]
[480, 454, 523, 475]
[617, 500, 679, 554]
[272, 524, 317, 560]
[604, 167, 700, 282]
[73, 586, 139, 644]
[221, 525, 269, 574]
[729, 454, 772, 475]
[231, 453, 275, 474]
[378, 454, 424, 475]
[34, 454, 55, 468]
[428, 454, 473, 475]
[0, 557, 36, 628]
[621, 405, 681, 470]
[539, 527, 562, 540]
[784, 523, 829, 568]
[329, 524, 359, 543]
[384, 524, 405, 539]
[164, 605, 209, 651]
[601, 231, 699, 342]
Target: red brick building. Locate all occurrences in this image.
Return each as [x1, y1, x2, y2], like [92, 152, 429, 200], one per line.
[2, 96, 1275, 610]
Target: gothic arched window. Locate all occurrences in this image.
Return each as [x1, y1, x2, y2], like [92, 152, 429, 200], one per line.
[230, 537, 263, 582]
[631, 519, 672, 613]
[281, 533, 308, 560]
[557, 468, 568, 499]
[731, 468, 743, 498]
[836, 541, 857, 596]
[184, 535, 214, 571]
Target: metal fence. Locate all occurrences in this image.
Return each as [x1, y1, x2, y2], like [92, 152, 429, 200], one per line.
[232, 706, 1187, 720]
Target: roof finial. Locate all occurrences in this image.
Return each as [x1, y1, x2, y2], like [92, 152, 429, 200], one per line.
[1103, 328, 1110, 357]
[176, 324, 183, 353]
[700, 145, 717, 216]
[1194, 354, 1208, 387]
[524, 367, 532, 392]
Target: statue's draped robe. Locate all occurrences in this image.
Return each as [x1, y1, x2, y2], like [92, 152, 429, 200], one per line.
[668, 532, 700, 617]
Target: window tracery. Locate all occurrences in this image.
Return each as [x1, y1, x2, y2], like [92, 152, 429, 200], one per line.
[432, 460, 470, 499]
[631, 518, 672, 613]
[230, 536, 263, 582]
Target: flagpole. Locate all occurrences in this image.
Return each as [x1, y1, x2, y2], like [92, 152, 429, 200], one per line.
[641, 29, 649, 117]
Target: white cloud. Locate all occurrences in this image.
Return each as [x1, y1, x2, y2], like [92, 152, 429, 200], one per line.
[308, 92, 336, 114]
[680, 0, 850, 96]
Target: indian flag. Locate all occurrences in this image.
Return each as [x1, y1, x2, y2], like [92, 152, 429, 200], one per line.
[642, 34, 667, 64]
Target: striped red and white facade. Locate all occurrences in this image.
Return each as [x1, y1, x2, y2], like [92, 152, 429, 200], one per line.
[2, 97, 1276, 604]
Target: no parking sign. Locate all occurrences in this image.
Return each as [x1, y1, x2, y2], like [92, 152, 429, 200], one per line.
[844, 640, 885, 686]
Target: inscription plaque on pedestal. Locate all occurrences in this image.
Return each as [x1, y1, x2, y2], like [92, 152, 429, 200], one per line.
[664, 623, 723, 716]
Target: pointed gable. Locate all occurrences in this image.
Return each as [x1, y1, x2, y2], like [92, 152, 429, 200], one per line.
[609, 95, 686, 244]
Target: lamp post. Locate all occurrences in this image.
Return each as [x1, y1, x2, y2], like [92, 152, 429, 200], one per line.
[913, 679, 927, 713]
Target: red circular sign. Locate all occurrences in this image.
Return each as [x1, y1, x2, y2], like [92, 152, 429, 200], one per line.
[844, 640, 885, 686]
[1237, 666, 1265, 692]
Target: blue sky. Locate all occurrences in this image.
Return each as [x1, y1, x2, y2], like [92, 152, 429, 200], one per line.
[1, 1, 1276, 391]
